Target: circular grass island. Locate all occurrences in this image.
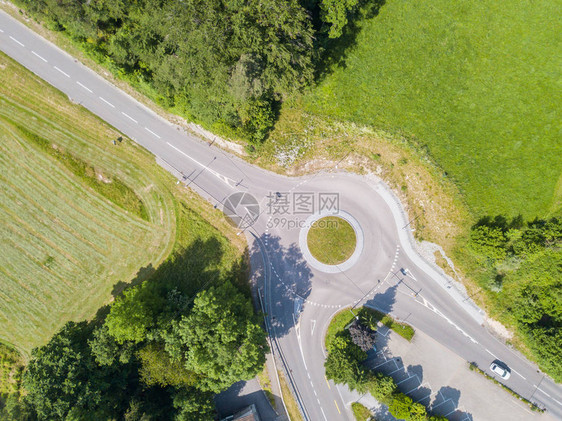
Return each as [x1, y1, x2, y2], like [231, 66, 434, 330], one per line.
[306, 216, 357, 265]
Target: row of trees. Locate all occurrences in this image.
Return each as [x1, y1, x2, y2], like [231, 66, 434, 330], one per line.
[2, 278, 267, 420]
[324, 312, 447, 421]
[468, 216, 561, 381]
[14, 0, 364, 144]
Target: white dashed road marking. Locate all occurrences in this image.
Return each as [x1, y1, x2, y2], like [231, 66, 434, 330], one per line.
[485, 348, 498, 359]
[31, 51, 48, 62]
[76, 81, 92, 93]
[0, 29, 4, 33]
[54, 66, 70, 78]
[144, 127, 161, 138]
[121, 112, 138, 124]
[9, 35, 24, 46]
[512, 369, 526, 380]
[99, 97, 115, 108]
[537, 388, 551, 398]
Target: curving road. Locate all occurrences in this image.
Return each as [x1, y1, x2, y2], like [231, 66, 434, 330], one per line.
[1, 10, 561, 420]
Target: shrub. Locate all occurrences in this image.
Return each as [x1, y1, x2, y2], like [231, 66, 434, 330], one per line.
[324, 335, 367, 390]
[365, 371, 397, 404]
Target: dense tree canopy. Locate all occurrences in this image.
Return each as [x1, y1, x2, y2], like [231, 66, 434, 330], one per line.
[14, 0, 365, 143]
[15, 0, 323, 142]
[24, 322, 137, 420]
[324, 334, 367, 391]
[165, 282, 268, 392]
[468, 216, 562, 381]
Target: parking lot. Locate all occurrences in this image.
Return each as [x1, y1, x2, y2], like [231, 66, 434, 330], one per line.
[342, 326, 555, 420]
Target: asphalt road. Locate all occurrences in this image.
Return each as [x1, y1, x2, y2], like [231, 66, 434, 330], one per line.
[1, 10, 561, 420]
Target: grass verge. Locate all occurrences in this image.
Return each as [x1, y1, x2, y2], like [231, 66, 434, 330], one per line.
[278, 370, 304, 421]
[307, 216, 356, 265]
[351, 402, 372, 421]
[363, 307, 416, 342]
[326, 307, 415, 349]
[257, 365, 276, 409]
[325, 309, 357, 350]
[468, 363, 544, 412]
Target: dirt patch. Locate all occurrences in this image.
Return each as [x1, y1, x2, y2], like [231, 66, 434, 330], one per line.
[258, 107, 471, 254]
[484, 317, 514, 341]
[187, 123, 246, 156]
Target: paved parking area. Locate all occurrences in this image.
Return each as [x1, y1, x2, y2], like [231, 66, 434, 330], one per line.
[341, 326, 555, 420]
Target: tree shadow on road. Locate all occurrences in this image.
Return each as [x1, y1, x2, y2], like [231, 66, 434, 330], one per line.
[249, 233, 313, 339]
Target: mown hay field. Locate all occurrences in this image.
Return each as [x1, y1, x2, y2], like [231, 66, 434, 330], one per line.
[0, 52, 179, 354]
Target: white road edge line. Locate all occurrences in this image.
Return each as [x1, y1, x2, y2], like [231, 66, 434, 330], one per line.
[99, 97, 115, 108]
[31, 51, 48, 62]
[9, 35, 24, 47]
[76, 81, 92, 93]
[54, 66, 70, 78]
[121, 112, 138, 124]
[144, 127, 161, 139]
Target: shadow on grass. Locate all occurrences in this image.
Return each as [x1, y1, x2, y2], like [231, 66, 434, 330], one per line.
[314, 0, 387, 84]
[109, 237, 251, 322]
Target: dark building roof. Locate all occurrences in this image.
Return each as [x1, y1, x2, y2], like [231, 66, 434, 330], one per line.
[221, 404, 261, 421]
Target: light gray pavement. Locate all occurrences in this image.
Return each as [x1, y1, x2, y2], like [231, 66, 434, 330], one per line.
[350, 326, 555, 421]
[1, 9, 561, 421]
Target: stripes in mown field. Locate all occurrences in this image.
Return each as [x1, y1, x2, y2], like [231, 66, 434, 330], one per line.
[0, 109, 168, 353]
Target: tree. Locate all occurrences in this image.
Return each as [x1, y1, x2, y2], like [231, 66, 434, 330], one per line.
[167, 282, 268, 392]
[172, 388, 215, 421]
[105, 285, 163, 344]
[137, 343, 198, 388]
[366, 371, 397, 404]
[469, 225, 508, 260]
[409, 401, 428, 421]
[320, 0, 359, 38]
[324, 335, 367, 390]
[24, 322, 129, 420]
[89, 324, 135, 366]
[388, 393, 414, 420]
[13, 0, 316, 143]
[348, 320, 377, 352]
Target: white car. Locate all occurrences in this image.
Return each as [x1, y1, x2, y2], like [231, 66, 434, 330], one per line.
[490, 362, 511, 379]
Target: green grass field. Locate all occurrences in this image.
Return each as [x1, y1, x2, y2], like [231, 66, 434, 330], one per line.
[305, 0, 562, 219]
[0, 52, 245, 356]
[307, 216, 356, 264]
